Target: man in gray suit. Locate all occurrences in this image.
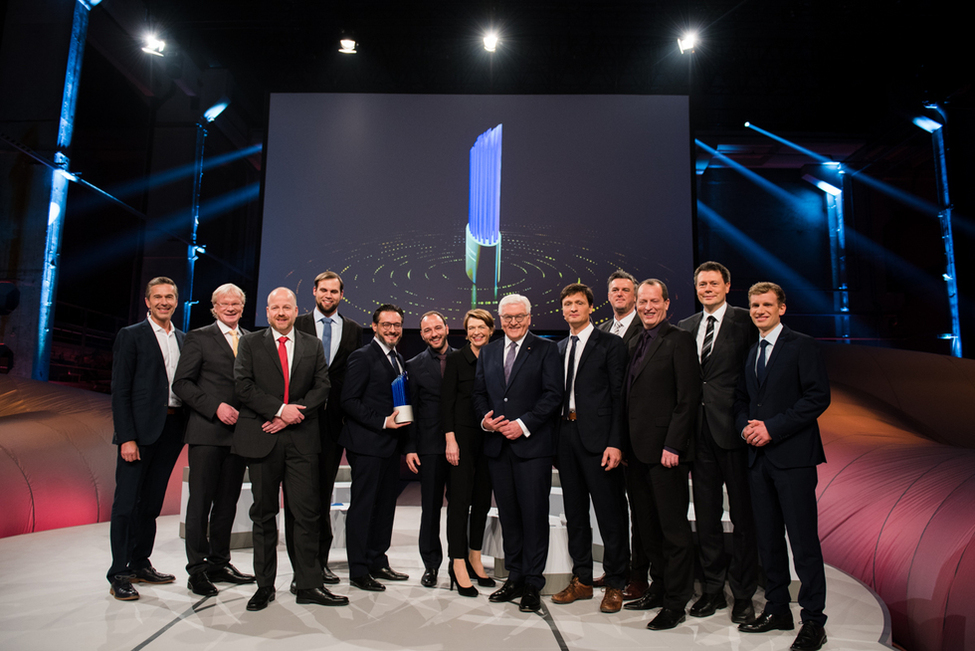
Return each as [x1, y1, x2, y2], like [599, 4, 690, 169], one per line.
[677, 262, 758, 624]
[173, 283, 256, 596]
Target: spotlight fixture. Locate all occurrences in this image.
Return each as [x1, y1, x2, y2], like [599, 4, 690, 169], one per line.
[483, 31, 499, 52]
[203, 99, 230, 123]
[339, 38, 357, 54]
[913, 116, 943, 133]
[141, 34, 165, 57]
[678, 32, 696, 54]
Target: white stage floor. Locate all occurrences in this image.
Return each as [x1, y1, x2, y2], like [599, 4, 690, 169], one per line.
[0, 504, 893, 651]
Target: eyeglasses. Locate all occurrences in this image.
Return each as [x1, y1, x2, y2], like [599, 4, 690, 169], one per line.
[500, 314, 528, 324]
[215, 302, 243, 309]
[378, 322, 403, 330]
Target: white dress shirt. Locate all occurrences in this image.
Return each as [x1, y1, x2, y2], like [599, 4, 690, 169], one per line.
[148, 315, 181, 408]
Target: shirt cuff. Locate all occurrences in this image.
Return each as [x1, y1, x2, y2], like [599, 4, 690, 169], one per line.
[516, 418, 531, 438]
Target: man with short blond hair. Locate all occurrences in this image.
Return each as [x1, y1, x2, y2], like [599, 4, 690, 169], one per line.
[174, 283, 255, 596]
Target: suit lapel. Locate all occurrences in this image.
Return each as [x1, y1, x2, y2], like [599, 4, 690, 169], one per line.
[576, 329, 598, 371]
[761, 326, 789, 385]
[632, 324, 667, 383]
[264, 328, 284, 375]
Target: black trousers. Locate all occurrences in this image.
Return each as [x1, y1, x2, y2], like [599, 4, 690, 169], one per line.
[627, 455, 694, 611]
[284, 436, 344, 569]
[624, 464, 652, 583]
[107, 413, 184, 580]
[418, 453, 450, 569]
[184, 444, 247, 575]
[557, 421, 629, 589]
[248, 431, 321, 589]
[750, 454, 827, 626]
[345, 450, 400, 578]
[488, 443, 552, 590]
[447, 428, 492, 559]
[691, 420, 758, 598]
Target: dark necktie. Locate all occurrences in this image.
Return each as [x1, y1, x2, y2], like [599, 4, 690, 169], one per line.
[627, 328, 654, 393]
[756, 339, 770, 385]
[435, 351, 446, 377]
[701, 315, 716, 362]
[277, 336, 289, 404]
[504, 341, 517, 382]
[389, 349, 400, 374]
[320, 316, 333, 365]
[563, 335, 579, 417]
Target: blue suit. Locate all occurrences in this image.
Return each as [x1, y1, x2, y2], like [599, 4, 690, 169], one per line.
[473, 331, 562, 588]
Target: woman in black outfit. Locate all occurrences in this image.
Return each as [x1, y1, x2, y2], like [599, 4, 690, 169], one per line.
[442, 309, 496, 596]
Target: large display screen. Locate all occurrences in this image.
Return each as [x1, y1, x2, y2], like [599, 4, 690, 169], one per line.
[259, 93, 693, 330]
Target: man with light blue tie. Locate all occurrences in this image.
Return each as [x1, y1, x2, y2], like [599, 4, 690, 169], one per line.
[288, 271, 363, 586]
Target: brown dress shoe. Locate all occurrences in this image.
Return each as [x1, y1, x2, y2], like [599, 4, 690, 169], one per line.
[551, 577, 593, 604]
[621, 578, 649, 600]
[592, 573, 606, 588]
[600, 587, 623, 613]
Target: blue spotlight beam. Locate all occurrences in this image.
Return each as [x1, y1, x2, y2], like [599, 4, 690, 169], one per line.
[35, 0, 93, 382]
[695, 140, 803, 207]
[697, 201, 832, 314]
[184, 123, 208, 331]
[743, 119, 961, 356]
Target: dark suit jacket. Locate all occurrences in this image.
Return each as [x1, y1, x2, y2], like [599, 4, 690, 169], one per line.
[339, 340, 409, 458]
[232, 327, 329, 459]
[111, 319, 184, 446]
[677, 305, 757, 450]
[473, 331, 563, 459]
[441, 344, 479, 437]
[406, 346, 455, 455]
[558, 326, 627, 454]
[733, 326, 830, 469]
[173, 322, 248, 446]
[598, 313, 642, 346]
[295, 311, 363, 440]
[625, 321, 701, 464]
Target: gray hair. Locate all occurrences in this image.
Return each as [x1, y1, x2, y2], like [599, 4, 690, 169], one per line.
[498, 294, 531, 315]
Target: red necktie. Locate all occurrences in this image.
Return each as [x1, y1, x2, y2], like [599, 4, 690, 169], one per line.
[278, 336, 289, 404]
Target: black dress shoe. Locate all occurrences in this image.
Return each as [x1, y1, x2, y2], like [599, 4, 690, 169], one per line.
[322, 565, 340, 585]
[519, 584, 541, 612]
[488, 580, 524, 603]
[290, 581, 298, 596]
[246, 587, 275, 611]
[689, 592, 727, 617]
[421, 568, 438, 587]
[739, 611, 795, 633]
[465, 559, 496, 587]
[128, 566, 175, 584]
[732, 598, 756, 624]
[296, 586, 350, 606]
[623, 591, 663, 611]
[109, 575, 139, 601]
[207, 563, 255, 585]
[188, 572, 218, 597]
[791, 622, 827, 650]
[371, 566, 409, 581]
[350, 574, 386, 591]
[647, 607, 686, 630]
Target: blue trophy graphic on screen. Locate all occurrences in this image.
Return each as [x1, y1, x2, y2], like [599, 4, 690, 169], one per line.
[466, 124, 502, 308]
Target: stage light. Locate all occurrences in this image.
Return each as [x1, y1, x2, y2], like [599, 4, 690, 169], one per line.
[678, 32, 697, 54]
[203, 100, 230, 123]
[484, 31, 499, 52]
[913, 116, 943, 133]
[141, 34, 165, 57]
[339, 38, 357, 54]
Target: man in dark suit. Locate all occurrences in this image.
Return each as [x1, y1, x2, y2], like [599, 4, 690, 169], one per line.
[339, 304, 412, 591]
[405, 311, 455, 587]
[288, 271, 363, 586]
[676, 262, 758, 624]
[625, 279, 701, 631]
[549, 284, 630, 614]
[473, 294, 563, 612]
[173, 283, 256, 597]
[233, 287, 347, 611]
[735, 282, 830, 651]
[107, 277, 186, 601]
[597, 269, 650, 604]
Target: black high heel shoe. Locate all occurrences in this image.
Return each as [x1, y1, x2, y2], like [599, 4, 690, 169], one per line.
[448, 565, 478, 597]
[466, 558, 496, 588]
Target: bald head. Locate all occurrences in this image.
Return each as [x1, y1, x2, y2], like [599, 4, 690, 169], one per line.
[266, 287, 298, 335]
